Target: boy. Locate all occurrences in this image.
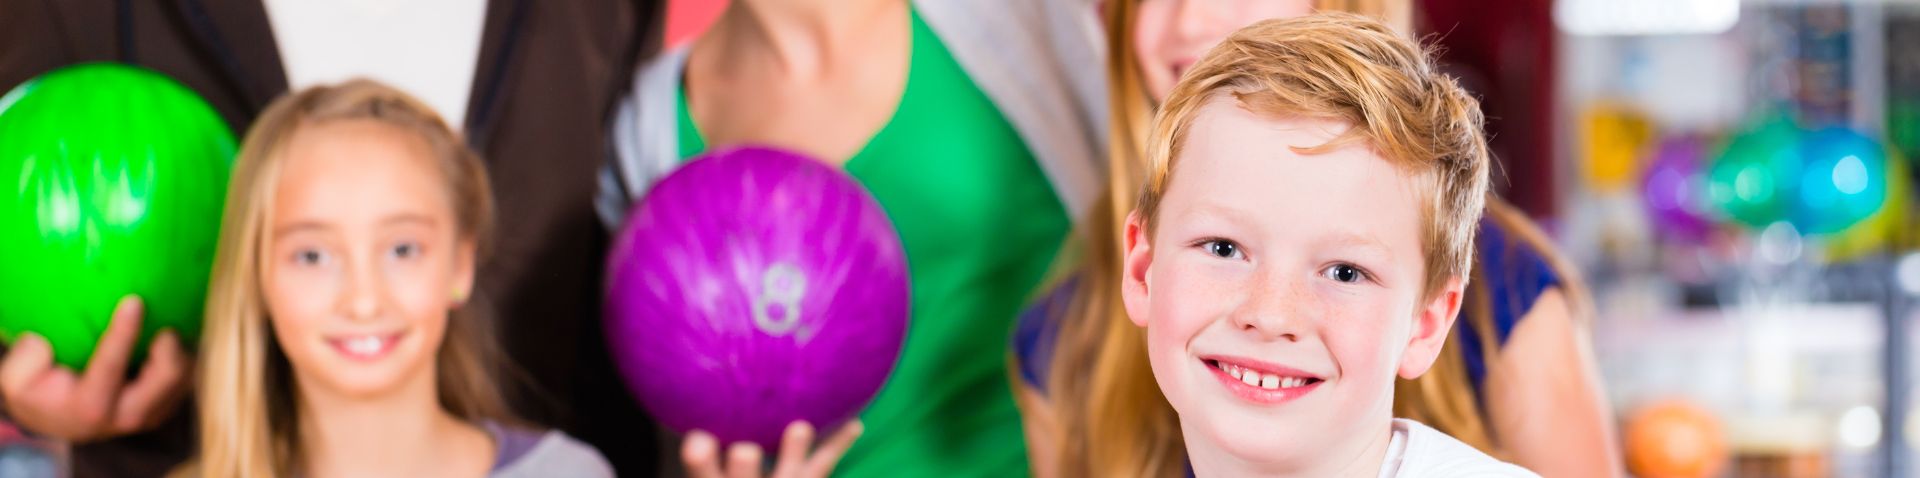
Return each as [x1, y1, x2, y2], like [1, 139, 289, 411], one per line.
[1118, 13, 1537, 477]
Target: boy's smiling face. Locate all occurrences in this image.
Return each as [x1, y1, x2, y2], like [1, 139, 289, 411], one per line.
[1122, 97, 1464, 475]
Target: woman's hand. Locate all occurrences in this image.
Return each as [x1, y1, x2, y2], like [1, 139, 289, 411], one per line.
[0, 296, 193, 442]
[682, 420, 864, 478]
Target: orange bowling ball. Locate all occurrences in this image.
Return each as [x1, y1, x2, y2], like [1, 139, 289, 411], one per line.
[1625, 400, 1728, 478]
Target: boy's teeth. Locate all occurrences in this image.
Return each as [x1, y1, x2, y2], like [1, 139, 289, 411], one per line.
[1216, 361, 1316, 390]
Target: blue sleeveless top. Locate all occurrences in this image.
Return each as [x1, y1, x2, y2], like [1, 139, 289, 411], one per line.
[1013, 276, 1076, 388]
[1013, 217, 1560, 394]
[1459, 216, 1562, 391]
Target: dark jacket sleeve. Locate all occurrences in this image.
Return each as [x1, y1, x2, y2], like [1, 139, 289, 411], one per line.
[1, 0, 78, 92]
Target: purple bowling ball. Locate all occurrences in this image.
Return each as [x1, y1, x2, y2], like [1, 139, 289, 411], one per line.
[1642, 135, 1713, 243]
[604, 146, 910, 451]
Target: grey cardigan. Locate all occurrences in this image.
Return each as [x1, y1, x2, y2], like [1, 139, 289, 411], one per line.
[597, 0, 1108, 230]
[487, 423, 615, 478]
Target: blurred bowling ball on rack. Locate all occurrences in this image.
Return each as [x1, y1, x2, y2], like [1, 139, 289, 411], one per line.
[1708, 116, 1801, 230]
[1625, 399, 1728, 478]
[1791, 127, 1889, 236]
[1643, 135, 1714, 243]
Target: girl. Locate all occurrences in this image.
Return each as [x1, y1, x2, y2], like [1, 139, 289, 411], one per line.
[1012, 1, 1619, 477]
[176, 80, 612, 477]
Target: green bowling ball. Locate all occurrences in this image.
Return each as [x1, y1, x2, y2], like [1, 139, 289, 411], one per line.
[0, 63, 234, 369]
[1708, 115, 1802, 230]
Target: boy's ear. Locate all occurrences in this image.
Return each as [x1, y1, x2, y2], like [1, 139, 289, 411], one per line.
[1398, 276, 1465, 379]
[1120, 211, 1155, 328]
[451, 239, 478, 307]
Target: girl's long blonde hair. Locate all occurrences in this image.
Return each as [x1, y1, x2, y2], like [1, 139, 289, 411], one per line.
[179, 80, 512, 477]
[1391, 196, 1595, 455]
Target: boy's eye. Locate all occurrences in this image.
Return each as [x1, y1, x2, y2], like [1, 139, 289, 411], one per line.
[1201, 239, 1243, 260]
[1322, 264, 1367, 284]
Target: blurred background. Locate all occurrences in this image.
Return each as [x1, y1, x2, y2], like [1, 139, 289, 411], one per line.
[1455, 0, 1918, 477]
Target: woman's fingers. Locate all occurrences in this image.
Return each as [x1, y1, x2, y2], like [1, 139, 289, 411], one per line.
[686, 420, 860, 478]
[803, 420, 864, 477]
[725, 441, 764, 478]
[769, 421, 815, 477]
[682, 430, 726, 478]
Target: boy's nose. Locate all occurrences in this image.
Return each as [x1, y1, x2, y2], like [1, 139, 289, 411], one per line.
[1228, 270, 1311, 342]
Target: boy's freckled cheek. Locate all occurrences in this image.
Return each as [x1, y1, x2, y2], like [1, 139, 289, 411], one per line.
[1151, 262, 1215, 331]
[1326, 313, 1396, 377]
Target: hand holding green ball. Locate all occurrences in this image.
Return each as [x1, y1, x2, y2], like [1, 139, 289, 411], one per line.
[0, 63, 232, 369]
[0, 295, 191, 442]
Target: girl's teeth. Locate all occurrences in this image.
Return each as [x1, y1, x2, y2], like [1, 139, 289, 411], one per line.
[1259, 375, 1279, 389]
[1241, 371, 1260, 386]
[346, 336, 385, 355]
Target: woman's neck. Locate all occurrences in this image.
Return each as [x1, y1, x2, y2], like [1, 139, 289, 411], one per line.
[1183, 417, 1396, 478]
[293, 369, 493, 478]
[700, 0, 902, 78]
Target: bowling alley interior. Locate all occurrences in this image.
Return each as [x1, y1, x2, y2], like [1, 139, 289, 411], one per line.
[1454, 1, 1920, 477]
[1, 0, 1919, 477]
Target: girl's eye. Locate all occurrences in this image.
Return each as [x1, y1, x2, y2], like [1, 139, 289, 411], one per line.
[1201, 239, 1244, 260]
[391, 242, 421, 260]
[293, 249, 327, 266]
[1322, 264, 1368, 284]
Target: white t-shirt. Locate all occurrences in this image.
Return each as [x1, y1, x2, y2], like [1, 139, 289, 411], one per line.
[262, 0, 487, 127]
[1378, 419, 1538, 478]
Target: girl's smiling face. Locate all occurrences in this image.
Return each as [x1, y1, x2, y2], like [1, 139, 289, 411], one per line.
[264, 119, 475, 402]
[1121, 98, 1463, 475]
[1133, 0, 1316, 102]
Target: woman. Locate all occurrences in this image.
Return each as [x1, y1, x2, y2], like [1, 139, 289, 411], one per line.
[598, 0, 1106, 475]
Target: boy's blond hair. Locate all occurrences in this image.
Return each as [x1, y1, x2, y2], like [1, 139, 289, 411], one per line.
[1134, 13, 1491, 298]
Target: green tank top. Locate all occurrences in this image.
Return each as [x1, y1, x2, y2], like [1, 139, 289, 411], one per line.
[674, 8, 1068, 476]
